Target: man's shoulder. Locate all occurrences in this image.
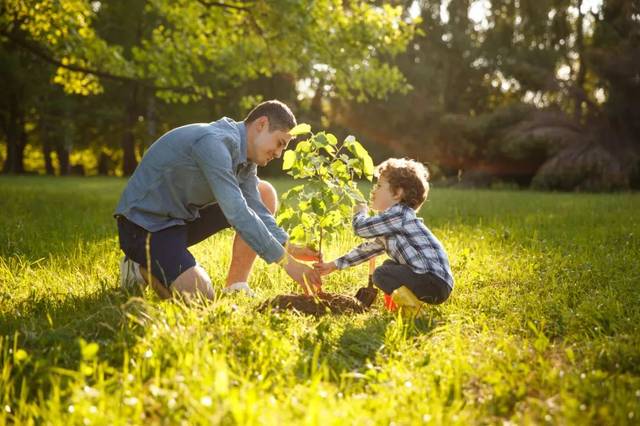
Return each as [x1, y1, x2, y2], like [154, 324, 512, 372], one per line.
[208, 117, 242, 138]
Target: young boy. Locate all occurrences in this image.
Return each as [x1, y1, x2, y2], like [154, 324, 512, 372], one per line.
[314, 158, 453, 310]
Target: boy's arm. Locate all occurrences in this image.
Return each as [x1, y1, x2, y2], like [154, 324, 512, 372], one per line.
[334, 239, 386, 270]
[352, 204, 404, 238]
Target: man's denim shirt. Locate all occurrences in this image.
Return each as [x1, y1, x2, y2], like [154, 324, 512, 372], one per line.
[114, 117, 288, 263]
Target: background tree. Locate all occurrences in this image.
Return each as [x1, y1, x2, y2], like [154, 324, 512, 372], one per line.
[330, 0, 639, 190]
[1, 0, 416, 175]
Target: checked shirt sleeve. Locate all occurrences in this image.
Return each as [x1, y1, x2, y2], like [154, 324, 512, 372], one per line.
[334, 239, 386, 270]
[352, 204, 405, 238]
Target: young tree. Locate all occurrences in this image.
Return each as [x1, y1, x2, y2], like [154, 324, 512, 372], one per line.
[277, 124, 373, 257]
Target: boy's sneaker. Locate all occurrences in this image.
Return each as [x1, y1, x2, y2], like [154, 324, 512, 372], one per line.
[221, 282, 256, 297]
[119, 256, 145, 291]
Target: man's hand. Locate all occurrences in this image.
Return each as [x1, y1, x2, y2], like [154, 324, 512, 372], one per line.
[313, 261, 337, 276]
[287, 243, 322, 262]
[283, 256, 322, 294]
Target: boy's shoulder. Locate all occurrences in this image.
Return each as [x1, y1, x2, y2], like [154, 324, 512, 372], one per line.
[373, 203, 405, 217]
[376, 203, 412, 225]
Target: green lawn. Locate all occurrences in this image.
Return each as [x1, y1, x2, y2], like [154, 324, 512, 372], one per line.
[1, 176, 639, 425]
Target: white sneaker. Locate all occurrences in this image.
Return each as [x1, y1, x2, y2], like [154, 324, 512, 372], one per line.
[221, 282, 256, 297]
[119, 256, 145, 291]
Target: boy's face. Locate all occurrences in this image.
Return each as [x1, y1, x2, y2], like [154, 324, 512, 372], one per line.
[370, 176, 402, 211]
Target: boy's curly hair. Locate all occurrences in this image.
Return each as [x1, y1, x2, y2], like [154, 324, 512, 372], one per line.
[375, 158, 430, 210]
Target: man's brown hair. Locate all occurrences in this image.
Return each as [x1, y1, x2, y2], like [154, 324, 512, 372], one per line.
[375, 158, 430, 210]
[244, 100, 296, 132]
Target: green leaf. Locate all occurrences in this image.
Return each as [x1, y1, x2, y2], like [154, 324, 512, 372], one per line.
[322, 145, 336, 155]
[330, 160, 348, 177]
[363, 154, 374, 180]
[326, 133, 338, 145]
[351, 141, 368, 160]
[296, 141, 312, 153]
[313, 133, 329, 149]
[282, 150, 296, 170]
[311, 198, 326, 215]
[276, 207, 294, 225]
[290, 224, 306, 242]
[289, 123, 311, 136]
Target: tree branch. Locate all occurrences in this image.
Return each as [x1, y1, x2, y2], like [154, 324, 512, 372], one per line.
[0, 29, 197, 95]
[196, 0, 254, 12]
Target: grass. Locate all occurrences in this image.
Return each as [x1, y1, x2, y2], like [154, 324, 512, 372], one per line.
[0, 175, 639, 425]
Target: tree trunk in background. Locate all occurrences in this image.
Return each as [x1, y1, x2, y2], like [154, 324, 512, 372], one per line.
[139, 93, 156, 157]
[56, 147, 70, 175]
[122, 84, 139, 175]
[40, 110, 55, 175]
[42, 140, 55, 175]
[574, 0, 586, 122]
[2, 93, 26, 174]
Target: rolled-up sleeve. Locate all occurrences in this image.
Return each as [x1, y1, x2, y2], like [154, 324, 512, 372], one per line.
[335, 239, 385, 269]
[240, 172, 289, 245]
[192, 135, 285, 263]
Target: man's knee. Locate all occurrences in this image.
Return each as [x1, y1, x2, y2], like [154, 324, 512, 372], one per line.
[170, 265, 214, 299]
[258, 179, 278, 214]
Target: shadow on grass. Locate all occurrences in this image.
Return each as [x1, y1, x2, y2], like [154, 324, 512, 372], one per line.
[0, 176, 123, 261]
[0, 284, 148, 369]
[295, 308, 444, 382]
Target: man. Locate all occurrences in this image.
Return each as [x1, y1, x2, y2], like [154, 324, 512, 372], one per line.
[114, 100, 321, 300]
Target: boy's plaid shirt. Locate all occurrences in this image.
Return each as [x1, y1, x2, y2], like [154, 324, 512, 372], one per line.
[334, 203, 454, 288]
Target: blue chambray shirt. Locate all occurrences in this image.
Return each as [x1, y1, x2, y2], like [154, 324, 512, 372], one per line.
[114, 117, 288, 263]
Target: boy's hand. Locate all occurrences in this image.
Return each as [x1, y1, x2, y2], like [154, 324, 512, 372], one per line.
[313, 261, 337, 276]
[287, 243, 322, 262]
[354, 203, 368, 214]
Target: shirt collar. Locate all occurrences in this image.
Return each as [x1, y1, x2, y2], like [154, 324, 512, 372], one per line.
[238, 120, 248, 164]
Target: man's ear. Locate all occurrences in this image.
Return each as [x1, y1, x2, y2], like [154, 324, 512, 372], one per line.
[257, 116, 269, 132]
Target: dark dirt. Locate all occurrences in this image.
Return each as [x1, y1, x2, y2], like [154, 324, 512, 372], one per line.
[258, 292, 367, 315]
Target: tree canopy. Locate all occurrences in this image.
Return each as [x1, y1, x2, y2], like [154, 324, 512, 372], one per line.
[1, 0, 638, 190]
[1, 0, 416, 173]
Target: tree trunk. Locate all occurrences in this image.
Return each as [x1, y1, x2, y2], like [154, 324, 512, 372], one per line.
[574, 0, 586, 122]
[2, 93, 26, 174]
[56, 147, 70, 176]
[40, 113, 55, 175]
[42, 139, 55, 175]
[122, 84, 140, 175]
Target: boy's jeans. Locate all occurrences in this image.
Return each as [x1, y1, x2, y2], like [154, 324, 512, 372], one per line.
[372, 260, 451, 305]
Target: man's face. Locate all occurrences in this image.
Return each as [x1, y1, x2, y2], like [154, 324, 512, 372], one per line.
[253, 121, 293, 166]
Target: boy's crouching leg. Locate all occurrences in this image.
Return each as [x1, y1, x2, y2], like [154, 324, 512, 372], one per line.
[170, 265, 215, 301]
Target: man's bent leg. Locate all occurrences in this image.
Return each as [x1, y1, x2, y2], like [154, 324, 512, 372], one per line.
[225, 180, 278, 286]
[139, 265, 214, 300]
[138, 265, 173, 299]
[170, 265, 215, 300]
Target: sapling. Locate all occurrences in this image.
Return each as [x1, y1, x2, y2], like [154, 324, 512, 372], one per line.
[277, 123, 374, 258]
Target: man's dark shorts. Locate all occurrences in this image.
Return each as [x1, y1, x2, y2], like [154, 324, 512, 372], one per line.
[117, 204, 231, 287]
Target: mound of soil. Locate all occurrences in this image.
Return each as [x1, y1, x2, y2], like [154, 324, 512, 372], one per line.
[259, 292, 367, 316]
